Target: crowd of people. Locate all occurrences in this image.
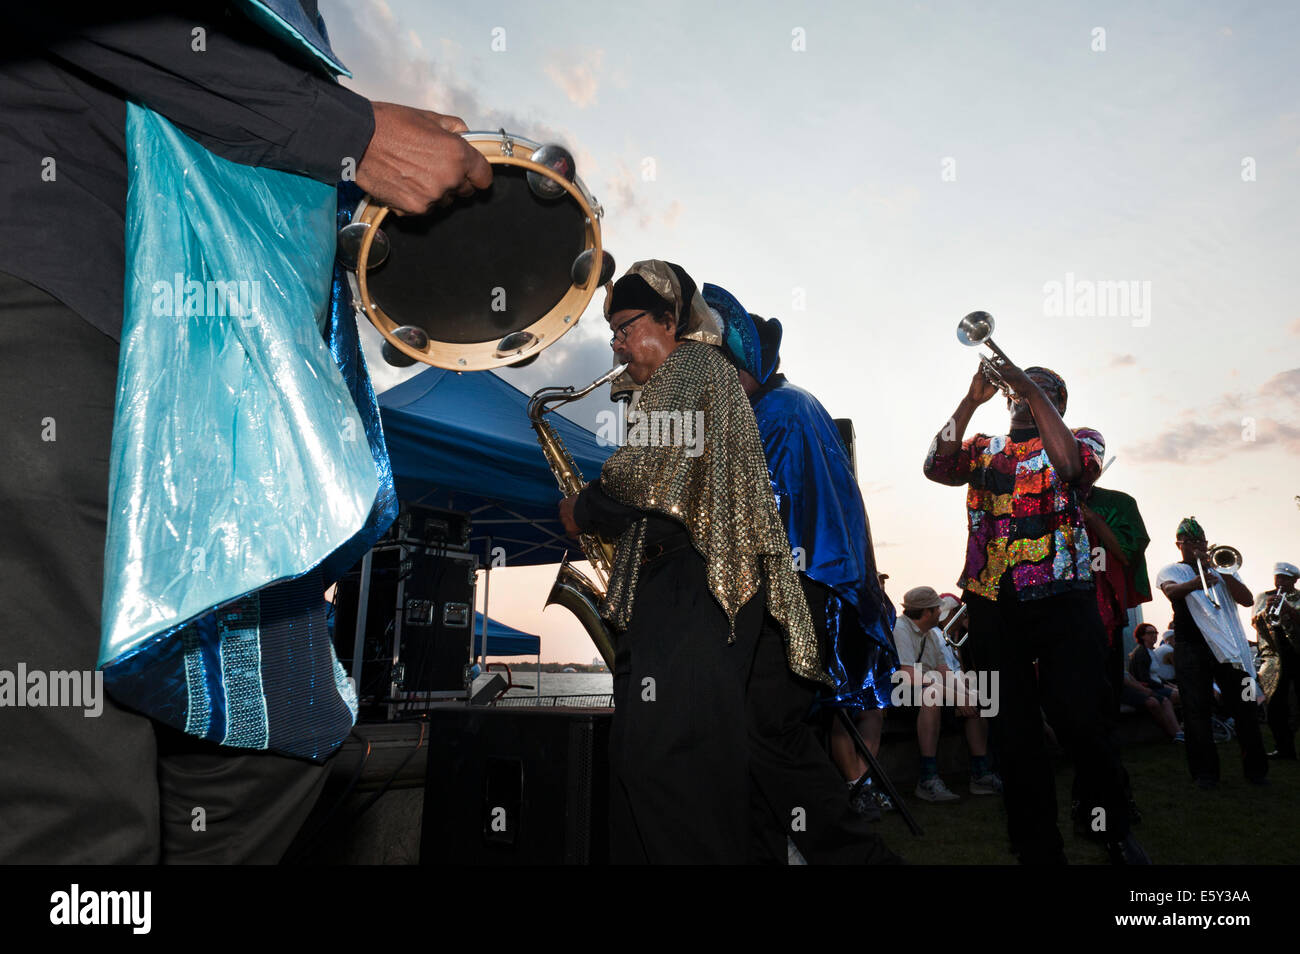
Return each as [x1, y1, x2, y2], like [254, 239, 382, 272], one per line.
[5, 3, 1295, 868]
[561, 260, 1300, 865]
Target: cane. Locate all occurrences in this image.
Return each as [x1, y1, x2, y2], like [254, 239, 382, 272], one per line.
[837, 708, 923, 836]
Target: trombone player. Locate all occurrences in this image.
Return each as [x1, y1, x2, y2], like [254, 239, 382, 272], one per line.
[923, 333, 1143, 864]
[1252, 562, 1300, 759]
[1155, 519, 1266, 787]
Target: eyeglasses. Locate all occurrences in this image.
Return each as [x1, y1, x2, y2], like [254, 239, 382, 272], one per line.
[609, 311, 648, 346]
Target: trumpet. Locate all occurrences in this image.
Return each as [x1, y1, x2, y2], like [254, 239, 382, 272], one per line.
[940, 602, 970, 649]
[1266, 589, 1294, 625]
[957, 311, 1020, 400]
[1197, 544, 1242, 609]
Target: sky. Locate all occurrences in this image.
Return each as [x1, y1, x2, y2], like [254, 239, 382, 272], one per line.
[320, 0, 1300, 662]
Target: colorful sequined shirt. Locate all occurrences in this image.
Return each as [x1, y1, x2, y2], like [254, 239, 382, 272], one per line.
[923, 426, 1104, 601]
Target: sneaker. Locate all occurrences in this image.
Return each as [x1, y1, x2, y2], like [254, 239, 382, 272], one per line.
[866, 779, 894, 812]
[969, 772, 1003, 795]
[1173, 731, 1185, 742]
[915, 776, 960, 802]
[849, 781, 882, 821]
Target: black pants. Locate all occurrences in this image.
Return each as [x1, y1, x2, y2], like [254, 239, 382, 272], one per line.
[0, 272, 328, 863]
[744, 607, 896, 865]
[1174, 626, 1267, 782]
[608, 546, 761, 864]
[964, 588, 1129, 862]
[1266, 642, 1299, 758]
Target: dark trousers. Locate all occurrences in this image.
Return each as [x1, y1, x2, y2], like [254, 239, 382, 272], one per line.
[1267, 642, 1299, 758]
[0, 272, 328, 863]
[745, 609, 896, 864]
[608, 547, 760, 864]
[964, 588, 1129, 862]
[1174, 626, 1267, 782]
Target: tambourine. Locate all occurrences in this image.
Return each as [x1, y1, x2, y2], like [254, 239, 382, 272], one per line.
[338, 130, 615, 371]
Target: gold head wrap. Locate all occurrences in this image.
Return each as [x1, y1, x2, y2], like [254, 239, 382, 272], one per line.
[604, 260, 722, 401]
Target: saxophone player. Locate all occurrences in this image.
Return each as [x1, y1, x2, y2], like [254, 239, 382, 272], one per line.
[557, 260, 871, 864]
[1253, 562, 1300, 759]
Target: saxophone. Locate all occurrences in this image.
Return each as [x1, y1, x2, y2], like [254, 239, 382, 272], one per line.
[527, 364, 628, 669]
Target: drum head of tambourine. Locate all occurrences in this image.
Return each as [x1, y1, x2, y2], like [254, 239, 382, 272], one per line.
[365, 164, 588, 346]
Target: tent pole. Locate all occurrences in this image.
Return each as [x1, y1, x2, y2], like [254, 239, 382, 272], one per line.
[350, 548, 373, 692]
[481, 535, 492, 669]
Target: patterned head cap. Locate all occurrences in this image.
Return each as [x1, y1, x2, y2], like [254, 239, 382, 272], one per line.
[1023, 366, 1068, 410]
[1176, 516, 1207, 541]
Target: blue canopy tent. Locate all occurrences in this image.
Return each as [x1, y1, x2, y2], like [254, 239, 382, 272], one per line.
[377, 366, 615, 675]
[378, 366, 614, 566]
[475, 610, 540, 656]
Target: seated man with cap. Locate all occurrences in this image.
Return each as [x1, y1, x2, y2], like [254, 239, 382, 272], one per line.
[892, 586, 1001, 802]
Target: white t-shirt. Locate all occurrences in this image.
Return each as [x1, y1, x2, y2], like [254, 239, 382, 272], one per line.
[892, 616, 954, 672]
[1149, 643, 1176, 683]
[1155, 562, 1255, 676]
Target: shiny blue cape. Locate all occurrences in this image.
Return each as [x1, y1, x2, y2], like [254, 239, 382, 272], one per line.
[752, 377, 898, 709]
[96, 7, 395, 757]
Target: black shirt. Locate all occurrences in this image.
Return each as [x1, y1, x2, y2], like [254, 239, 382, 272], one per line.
[2, 4, 374, 340]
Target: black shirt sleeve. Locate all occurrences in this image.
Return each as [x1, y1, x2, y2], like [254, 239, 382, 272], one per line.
[572, 479, 641, 537]
[28, 3, 373, 183]
[1130, 647, 1152, 684]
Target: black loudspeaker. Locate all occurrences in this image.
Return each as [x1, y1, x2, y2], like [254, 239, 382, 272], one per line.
[381, 503, 473, 551]
[420, 707, 611, 865]
[834, 417, 857, 481]
[334, 544, 477, 719]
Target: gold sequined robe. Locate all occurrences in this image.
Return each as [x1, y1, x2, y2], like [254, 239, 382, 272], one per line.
[598, 340, 828, 684]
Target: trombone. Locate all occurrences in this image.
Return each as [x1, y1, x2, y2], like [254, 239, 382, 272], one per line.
[957, 311, 1020, 400]
[1197, 544, 1242, 610]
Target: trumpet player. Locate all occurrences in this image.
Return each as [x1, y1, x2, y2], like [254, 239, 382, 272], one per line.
[1252, 562, 1300, 759]
[1155, 519, 1266, 787]
[924, 360, 1144, 864]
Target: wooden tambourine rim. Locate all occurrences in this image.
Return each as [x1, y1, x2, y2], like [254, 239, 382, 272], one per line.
[353, 139, 602, 372]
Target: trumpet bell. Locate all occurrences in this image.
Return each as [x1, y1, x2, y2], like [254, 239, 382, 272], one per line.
[957, 311, 996, 348]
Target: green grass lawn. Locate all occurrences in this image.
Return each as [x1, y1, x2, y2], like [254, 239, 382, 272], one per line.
[876, 728, 1300, 864]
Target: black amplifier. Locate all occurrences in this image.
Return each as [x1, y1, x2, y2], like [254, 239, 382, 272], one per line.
[420, 707, 611, 865]
[382, 503, 473, 551]
[333, 543, 478, 720]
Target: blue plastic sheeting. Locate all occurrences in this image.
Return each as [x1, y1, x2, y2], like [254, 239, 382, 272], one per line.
[474, 611, 541, 656]
[378, 366, 615, 566]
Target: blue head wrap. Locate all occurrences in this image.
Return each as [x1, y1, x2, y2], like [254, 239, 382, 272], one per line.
[703, 283, 783, 385]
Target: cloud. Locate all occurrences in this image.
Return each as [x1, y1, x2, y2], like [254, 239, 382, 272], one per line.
[1133, 368, 1300, 463]
[545, 50, 604, 109]
[662, 200, 683, 229]
[602, 159, 654, 229]
[323, 0, 569, 146]
[1261, 368, 1300, 399]
[1288, 316, 1300, 336]
[1110, 353, 1137, 367]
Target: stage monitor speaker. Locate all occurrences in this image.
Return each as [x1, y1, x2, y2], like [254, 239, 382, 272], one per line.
[420, 707, 611, 865]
